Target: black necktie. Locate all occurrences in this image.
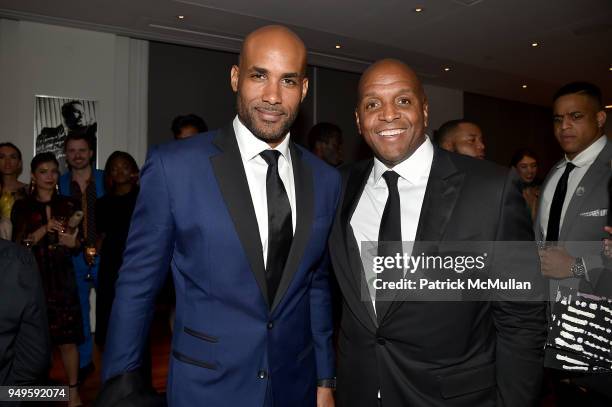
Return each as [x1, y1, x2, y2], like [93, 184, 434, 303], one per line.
[260, 150, 293, 305]
[376, 171, 402, 306]
[546, 162, 576, 242]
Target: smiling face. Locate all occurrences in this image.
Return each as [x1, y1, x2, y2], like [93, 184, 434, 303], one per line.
[65, 138, 93, 170]
[355, 59, 428, 167]
[553, 93, 606, 159]
[515, 155, 538, 183]
[231, 25, 308, 147]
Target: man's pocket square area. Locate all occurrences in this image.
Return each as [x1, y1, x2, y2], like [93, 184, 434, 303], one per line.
[579, 209, 608, 217]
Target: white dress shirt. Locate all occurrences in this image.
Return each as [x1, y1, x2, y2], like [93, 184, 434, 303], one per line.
[233, 116, 296, 267]
[351, 136, 434, 310]
[539, 135, 607, 240]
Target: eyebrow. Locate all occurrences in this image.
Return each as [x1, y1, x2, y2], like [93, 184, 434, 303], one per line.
[361, 88, 417, 99]
[251, 66, 301, 78]
[553, 110, 582, 117]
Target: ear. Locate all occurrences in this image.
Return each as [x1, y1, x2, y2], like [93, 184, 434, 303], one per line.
[230, 65, 239, 93]
[422, 97, 429, 129]
[596, 110, 607, 129]
[355, 109, 362, 135]
[300, 77, 309, 102]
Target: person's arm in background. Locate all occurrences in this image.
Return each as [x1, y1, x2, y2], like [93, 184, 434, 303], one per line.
[492, 171, 547, 407]
[1, 243, 50, 385]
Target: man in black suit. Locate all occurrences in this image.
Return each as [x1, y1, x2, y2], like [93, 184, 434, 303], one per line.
[329, 59, 547, 406]
[0, 239, 50, 386]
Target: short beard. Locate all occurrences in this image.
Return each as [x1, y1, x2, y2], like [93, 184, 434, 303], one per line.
[236, 93, 298, 144]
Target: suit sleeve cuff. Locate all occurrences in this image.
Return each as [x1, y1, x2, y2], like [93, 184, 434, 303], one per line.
[317, 378, 336, 389]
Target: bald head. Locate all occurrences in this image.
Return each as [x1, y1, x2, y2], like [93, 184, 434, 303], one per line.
[358, 59, 425, 103]
[355, 58, 429, 166]
[239, 25, 307, 75]
[231, 25, 309, 147]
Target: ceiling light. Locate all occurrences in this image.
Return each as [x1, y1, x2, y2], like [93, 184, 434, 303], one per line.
[606, 105, 612, 109]
[415, 7, 424, 12]
[335, 44, 341, 49]
[443, 67, 451, 72]
[531, 42, 539, 47]
[177, 15, 185, 20]
[609, 66, 612, 71]
[522, 85, 528, 89]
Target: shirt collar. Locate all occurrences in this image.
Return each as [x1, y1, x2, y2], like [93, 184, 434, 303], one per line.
[233, 115, 291, 162]
[556, 135, 607, 169]
[372, 136, 434, 185]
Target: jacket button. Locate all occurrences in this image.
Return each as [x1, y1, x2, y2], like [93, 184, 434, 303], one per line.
[258, 370, 268, 379]
[377, 337, 386, 345]
[267, 321, 274, 329]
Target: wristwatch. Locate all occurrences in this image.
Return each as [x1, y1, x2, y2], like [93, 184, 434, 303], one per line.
[570, 257, 586, 278]
[317, 378, 336, 389]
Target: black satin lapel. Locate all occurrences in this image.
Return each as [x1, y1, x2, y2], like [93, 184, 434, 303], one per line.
[379, 149, 463, 324]
[415, 149, 464, 243]
[271, 143, 314, 312]
[341, 160, 378, 327]
[210, 125, 269, 308]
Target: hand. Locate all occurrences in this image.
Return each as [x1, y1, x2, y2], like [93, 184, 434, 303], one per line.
[604, 226, 612, 258]
[317, 387, 335, 407]
[46, 218, 64, 233]
[538, 246, 574, 279]
[58, 229, 78, 248]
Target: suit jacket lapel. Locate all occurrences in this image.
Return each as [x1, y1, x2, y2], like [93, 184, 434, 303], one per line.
[340, 160, 378, 328]
[210, 125, 269, 308]
[271, 143, 314, 312]
[560, 141, 612, 241]
[414, 148, 464, 242]
[534, 159, 564, 240]
[378, 148, 464, 323]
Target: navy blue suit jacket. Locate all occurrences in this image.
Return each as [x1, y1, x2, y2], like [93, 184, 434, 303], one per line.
[102, 125, 340, 406]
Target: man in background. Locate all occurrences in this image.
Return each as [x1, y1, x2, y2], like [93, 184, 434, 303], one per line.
[171, 114, 208, 140]
[434, 119, 486, 159]
[307, 122, 344, 166]
[59, 132, 105, 381]
[537, 81, 611, 405]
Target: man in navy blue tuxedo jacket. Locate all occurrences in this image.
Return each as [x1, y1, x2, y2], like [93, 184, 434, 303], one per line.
[100, 26, 339, 407]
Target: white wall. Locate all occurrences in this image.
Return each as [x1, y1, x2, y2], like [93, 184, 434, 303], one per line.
[0, 19, 148, 180]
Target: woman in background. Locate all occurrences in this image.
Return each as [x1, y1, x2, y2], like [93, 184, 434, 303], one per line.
[11, 152, 84, 407]
[0, 143, 28, 239]
[510, 148, 540, 221]
[95, 151, 140, 348]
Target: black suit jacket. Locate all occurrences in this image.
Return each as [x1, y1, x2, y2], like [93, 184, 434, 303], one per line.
[330, 147, 547, 407]
[0, 239, 50, 386]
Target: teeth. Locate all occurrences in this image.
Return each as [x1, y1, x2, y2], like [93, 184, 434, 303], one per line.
[379, 129, 404, 136]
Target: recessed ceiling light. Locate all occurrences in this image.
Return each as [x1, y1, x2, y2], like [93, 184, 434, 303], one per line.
[531, 42, 539, 47]
[443, 67, 451, 72]
[522, 84, 528, 89]
[415, 7, 424, 12]
[177, 15, 185, 20]
[335, 44, 341, 49]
